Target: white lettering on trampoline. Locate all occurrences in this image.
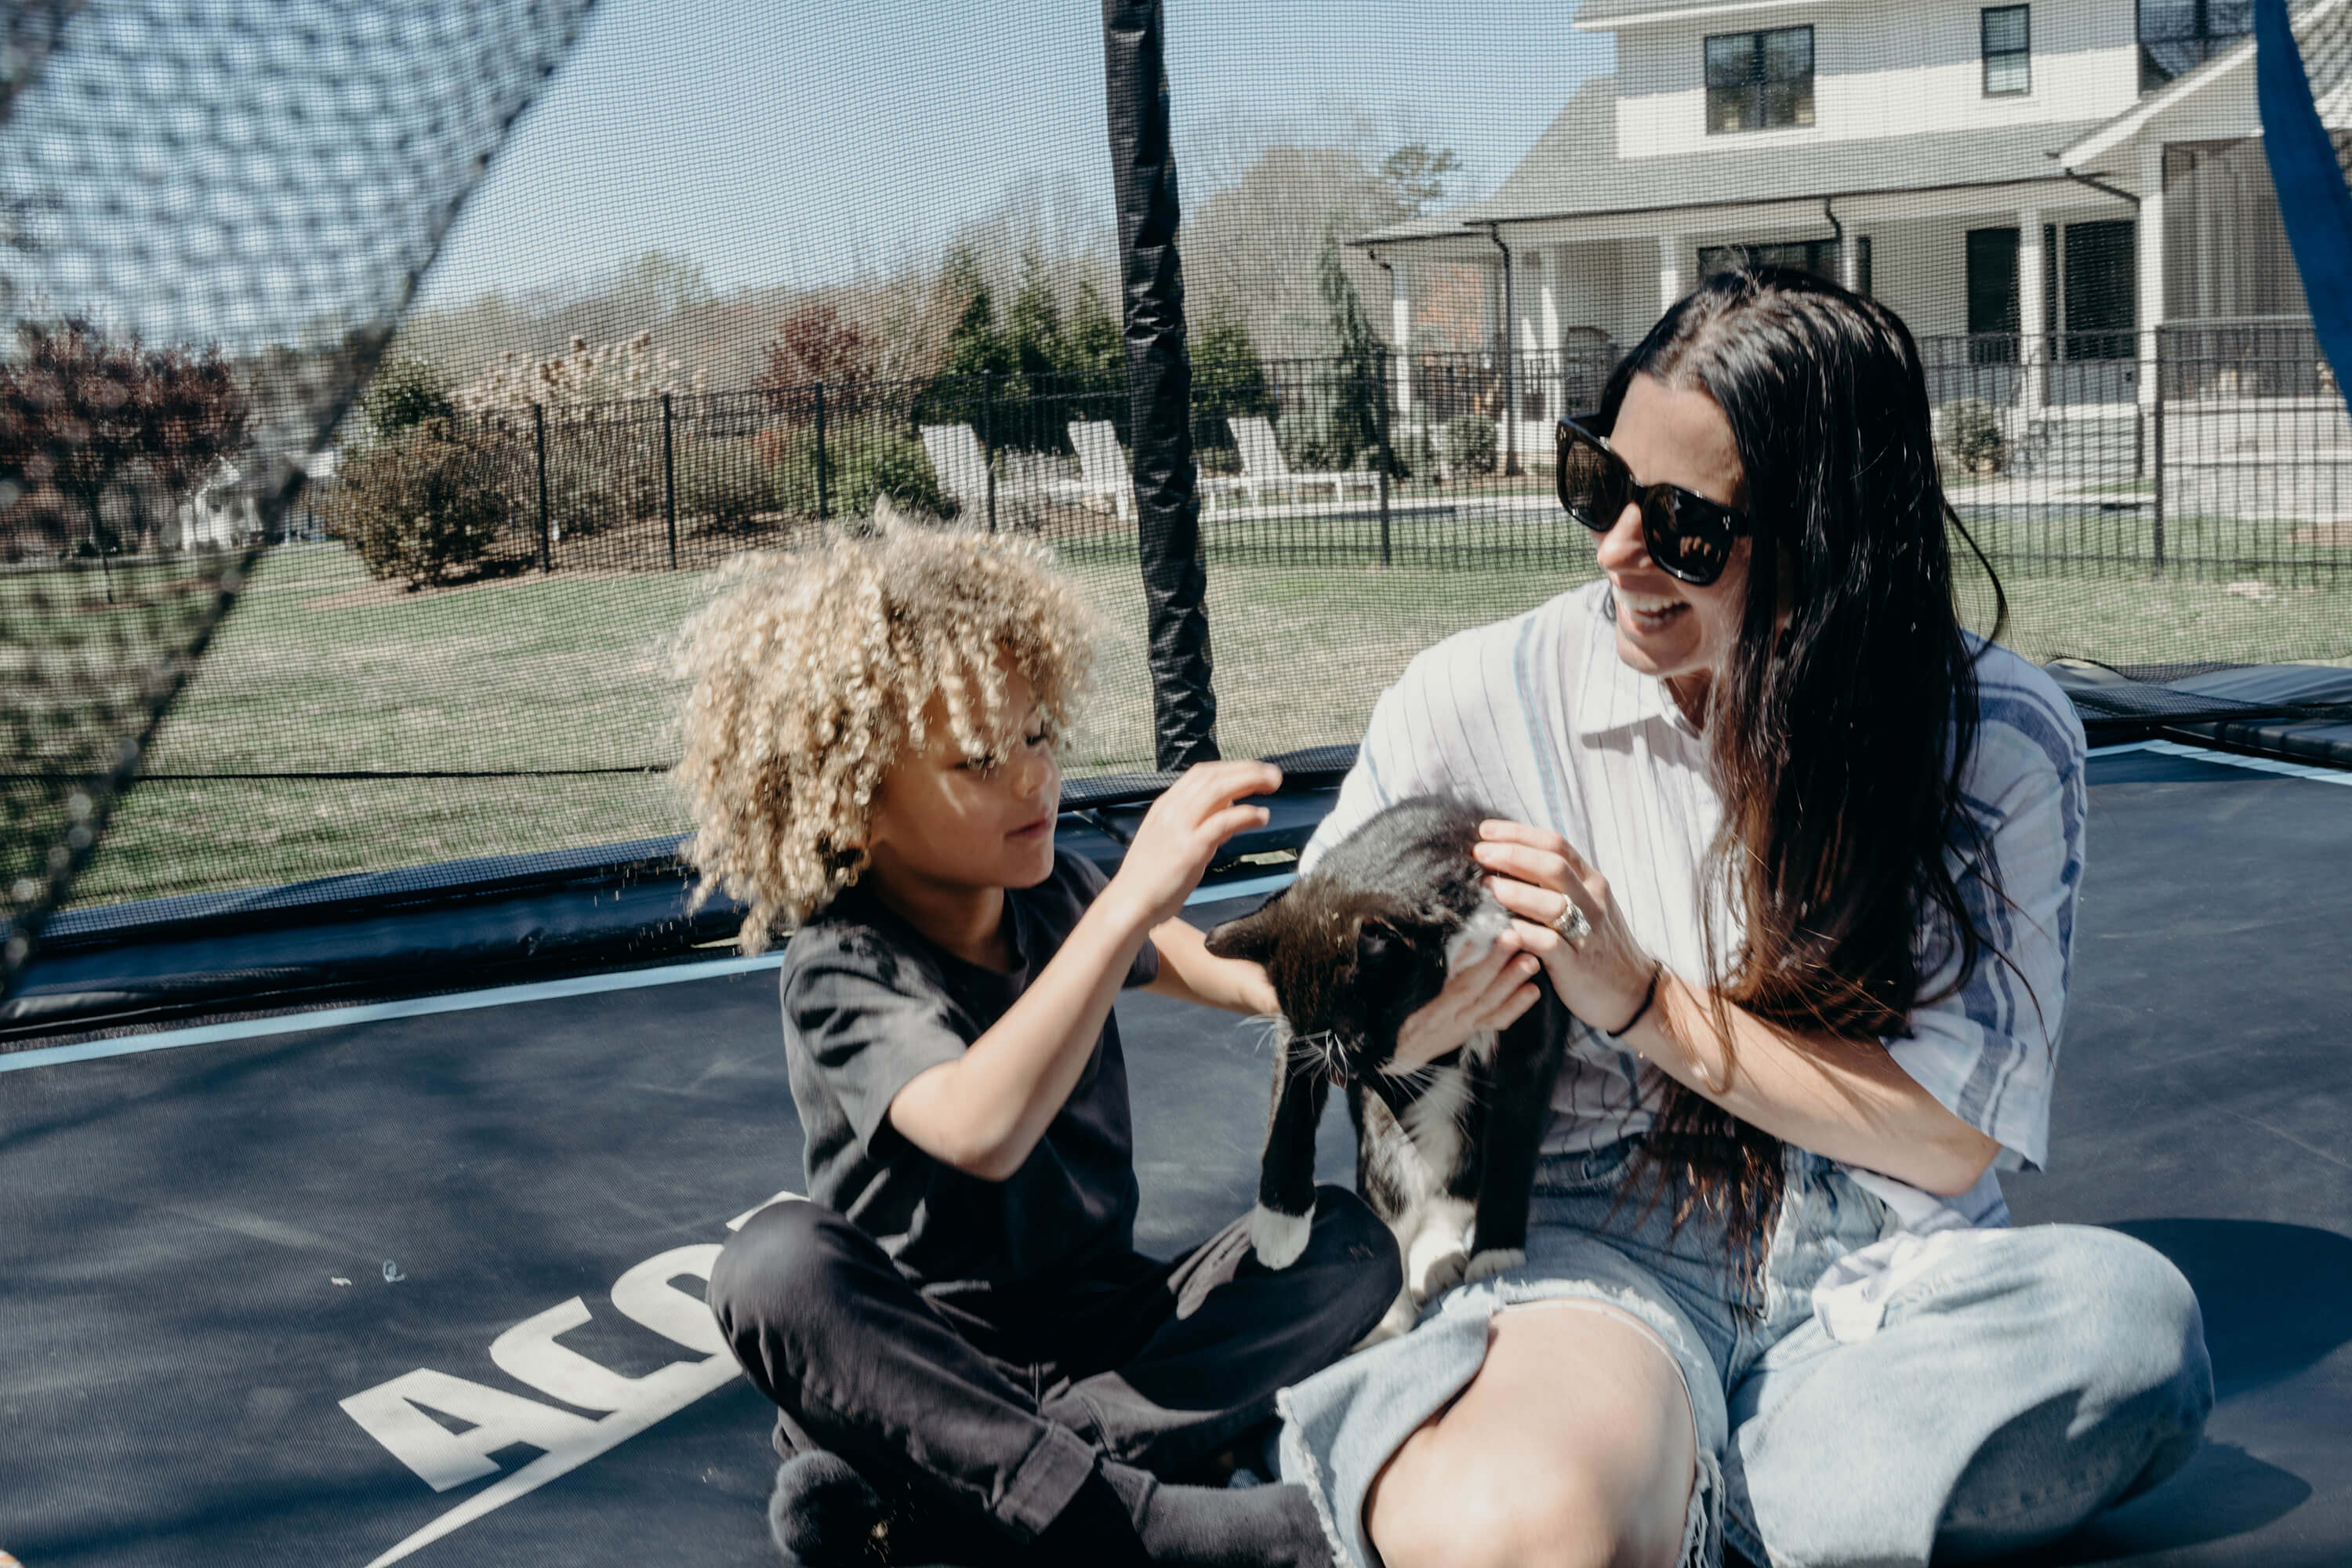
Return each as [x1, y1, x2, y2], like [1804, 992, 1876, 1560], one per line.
[345, 1192, 798, 1568]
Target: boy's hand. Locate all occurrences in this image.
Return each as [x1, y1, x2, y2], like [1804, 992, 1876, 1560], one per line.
[1106, 760, 1280, 929]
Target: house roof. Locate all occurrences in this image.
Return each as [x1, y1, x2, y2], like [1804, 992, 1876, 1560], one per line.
[2058, 0, 2347, 166]
[1355, 74, 2110, 245]
[1573, 0, 1823, 31]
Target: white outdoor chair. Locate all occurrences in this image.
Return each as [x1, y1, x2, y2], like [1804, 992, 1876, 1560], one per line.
[1067, 420, 1134, 521]
[1228, 415, 1377, 506]
[918, 423, 992, 519]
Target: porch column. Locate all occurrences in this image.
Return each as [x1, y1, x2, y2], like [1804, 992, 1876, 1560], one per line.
[2137, 140, 2166, 412]
[1658, 233, 1685, 312]
[1838, 227, 1860, 292]
[1389, 263, 1412, 417]
[2018, 206, 2045, 419]
[1539, 249, 1564, 419]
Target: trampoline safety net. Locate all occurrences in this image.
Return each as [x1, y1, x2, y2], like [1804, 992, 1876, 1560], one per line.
[3, 0, 2351, 998]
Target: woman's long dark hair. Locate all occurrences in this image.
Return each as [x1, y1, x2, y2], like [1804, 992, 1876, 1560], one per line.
[1598, 266, 2009, 1278]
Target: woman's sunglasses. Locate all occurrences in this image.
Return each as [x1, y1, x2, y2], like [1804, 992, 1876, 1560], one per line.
[1554, 417, 1751, 587]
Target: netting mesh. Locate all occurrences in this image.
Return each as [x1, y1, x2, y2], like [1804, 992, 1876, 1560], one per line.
[5, 0, 2351, 994]
[0, 0, 596, 990]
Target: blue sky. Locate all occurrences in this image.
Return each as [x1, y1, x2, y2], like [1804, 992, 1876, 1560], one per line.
[416, 0, 1611, 306]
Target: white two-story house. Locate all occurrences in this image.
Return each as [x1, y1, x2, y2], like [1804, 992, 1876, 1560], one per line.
[1358, 0, 2343, 489]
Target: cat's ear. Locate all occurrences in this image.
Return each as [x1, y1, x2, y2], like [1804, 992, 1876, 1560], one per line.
[1203, 888, 1287, 964]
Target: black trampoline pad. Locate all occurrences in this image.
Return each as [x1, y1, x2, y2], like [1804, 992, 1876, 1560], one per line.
[0, 968, 802, 1567]
[2003, 745, 2352, 1566]
[1, 748, 2347, 1566]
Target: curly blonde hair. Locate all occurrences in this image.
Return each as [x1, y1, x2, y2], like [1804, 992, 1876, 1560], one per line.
[676, 524, 1096, 951]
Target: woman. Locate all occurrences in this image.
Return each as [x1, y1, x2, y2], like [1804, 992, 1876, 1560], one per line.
[1276, 268, 2211, 1568]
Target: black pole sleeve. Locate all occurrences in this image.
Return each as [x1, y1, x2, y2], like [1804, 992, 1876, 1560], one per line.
[1104, 0, 1217, 770]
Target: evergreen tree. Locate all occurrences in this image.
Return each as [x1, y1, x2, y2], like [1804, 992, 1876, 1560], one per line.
[1065, 280, 1124, 383]
[1006, 250, 1065, 394]
[360, 356, 455, 441]
[1303, 229, 1381, 471]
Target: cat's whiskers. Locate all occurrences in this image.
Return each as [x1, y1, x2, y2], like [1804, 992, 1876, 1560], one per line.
[1243, 1012, 1291, 1058]
[1278, 1027, 1346, 1084]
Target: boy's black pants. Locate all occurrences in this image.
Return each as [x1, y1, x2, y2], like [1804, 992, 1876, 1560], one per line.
[708, 1188, 1400, 1544]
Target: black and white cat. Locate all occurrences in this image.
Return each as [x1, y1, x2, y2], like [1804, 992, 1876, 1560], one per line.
[1204, 795, 1569, 1342]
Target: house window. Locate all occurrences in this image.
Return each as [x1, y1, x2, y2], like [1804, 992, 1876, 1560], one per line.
[1965, 225, 2056, 363]
[2062, 220, 2137, 359]
[2140, 0, 2252, 93]
[1705, 26, 1815, 133]
[1982, 6, 2031, 96]
[1697, 238, 1870, 295]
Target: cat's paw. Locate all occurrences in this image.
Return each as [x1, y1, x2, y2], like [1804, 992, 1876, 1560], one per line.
[1461, 1248, 1526, 1284]
[1409, 1243, 1469, 1303]
[1249, 1203, 1312, 1269]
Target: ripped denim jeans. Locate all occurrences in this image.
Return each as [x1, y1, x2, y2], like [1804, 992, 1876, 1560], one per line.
[1276, 1141, 2210, 1568]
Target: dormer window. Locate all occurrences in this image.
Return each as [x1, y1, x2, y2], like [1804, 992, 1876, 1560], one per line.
[2140, 1, 2253, 92]
[1983, 6, 2031, 96]
[1704, 25, 1815, 134]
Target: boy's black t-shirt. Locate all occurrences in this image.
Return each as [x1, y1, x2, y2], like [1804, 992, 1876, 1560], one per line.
[779, 849, 1159, 1306]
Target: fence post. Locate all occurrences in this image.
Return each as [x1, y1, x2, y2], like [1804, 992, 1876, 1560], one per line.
[981, 370, 997, 535]
[1374, 345, 1392, 568]
[662, 392, 677, 568]
[533, 401, 551, 572]
[2151, 373, 2166, 580]
[814, 381, 829, 521]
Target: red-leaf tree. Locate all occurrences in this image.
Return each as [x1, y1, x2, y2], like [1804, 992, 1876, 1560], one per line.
[0, 318, 252, 558]
[758, 302, 879, 424]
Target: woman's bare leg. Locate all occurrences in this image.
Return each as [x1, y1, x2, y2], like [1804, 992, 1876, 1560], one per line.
[1365, 1305, 1697, 1568]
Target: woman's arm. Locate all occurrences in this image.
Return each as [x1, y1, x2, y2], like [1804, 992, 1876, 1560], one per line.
[887, 761, 1279, 1179]
[1446, 822, 1998, 1196]
[1624, 970, 1999, 1196]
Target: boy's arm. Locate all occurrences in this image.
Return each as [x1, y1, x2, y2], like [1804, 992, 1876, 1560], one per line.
[887, 760, 1280, 1181]
[1143, 916, 1279, 1016]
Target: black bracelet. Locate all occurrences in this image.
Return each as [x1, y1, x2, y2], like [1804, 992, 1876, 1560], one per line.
[1606, 964, 1662, 1040]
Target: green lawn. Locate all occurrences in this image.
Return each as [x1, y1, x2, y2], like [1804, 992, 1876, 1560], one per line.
[45, 521, 2352, 909]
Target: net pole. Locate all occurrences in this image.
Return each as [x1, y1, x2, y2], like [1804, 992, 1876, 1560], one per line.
[1104, 0, 1217, 769]
[2256, 0, 2352, 420]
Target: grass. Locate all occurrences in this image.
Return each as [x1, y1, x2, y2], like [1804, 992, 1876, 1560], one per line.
[23, 513, 2352, 909]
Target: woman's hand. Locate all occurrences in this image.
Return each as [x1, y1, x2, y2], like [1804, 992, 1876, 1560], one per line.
[1388, 930, 1544, 1073]
[1472, 819, 1658, 1037]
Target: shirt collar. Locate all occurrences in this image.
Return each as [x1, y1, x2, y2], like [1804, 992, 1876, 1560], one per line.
[1579, 588, 1701, 740]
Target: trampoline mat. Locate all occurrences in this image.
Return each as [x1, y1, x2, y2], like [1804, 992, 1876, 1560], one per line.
[2, 743, 2347, 1566]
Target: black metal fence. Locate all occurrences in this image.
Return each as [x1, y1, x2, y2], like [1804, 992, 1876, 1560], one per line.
[308, 321, 2341, 586]
[1916, 319, 2348, 585]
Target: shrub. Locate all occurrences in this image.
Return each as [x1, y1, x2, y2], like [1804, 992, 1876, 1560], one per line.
[677, 437, 772, 536]
[325, 420, 512, 589]
[1277, 403, 1359, 476]
[361, 356, 455, 438]
[1443, 413, 1497, 481]
[768, 423, 953, 521]
[866, 433, 952, 517]
[1940, 397, 2005, 476]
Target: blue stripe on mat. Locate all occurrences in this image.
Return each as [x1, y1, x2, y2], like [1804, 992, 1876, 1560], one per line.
[2, 873, 1301, 1074]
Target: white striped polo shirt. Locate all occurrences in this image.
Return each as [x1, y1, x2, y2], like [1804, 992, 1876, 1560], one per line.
[1301, 579, 2088, 1236]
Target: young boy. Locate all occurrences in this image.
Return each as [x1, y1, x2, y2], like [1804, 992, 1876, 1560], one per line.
[679, 527, 1400, 1567]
